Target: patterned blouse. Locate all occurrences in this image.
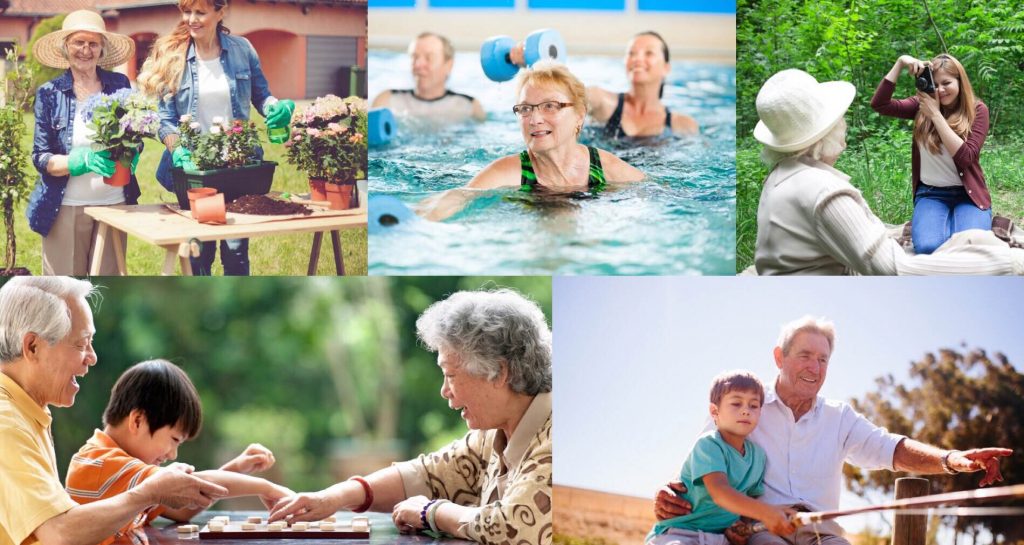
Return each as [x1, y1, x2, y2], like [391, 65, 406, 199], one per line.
[395, 392, 552, 545]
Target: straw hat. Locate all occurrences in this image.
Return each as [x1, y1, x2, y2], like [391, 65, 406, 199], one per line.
[32, 10, 135, 70]
[753, 69, 855, 152]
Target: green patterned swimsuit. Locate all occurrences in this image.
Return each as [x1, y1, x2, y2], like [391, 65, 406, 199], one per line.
[519, 146, 607, 195]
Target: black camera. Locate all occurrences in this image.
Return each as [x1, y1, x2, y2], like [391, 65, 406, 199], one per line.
[915, 66, 936, 93]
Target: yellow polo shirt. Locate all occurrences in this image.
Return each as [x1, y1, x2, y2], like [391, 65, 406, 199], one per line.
[0, 372, 78, 545]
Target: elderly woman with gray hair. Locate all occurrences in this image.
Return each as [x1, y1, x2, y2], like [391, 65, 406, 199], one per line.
[753, 69, 1024, 275]
[269, 288, 552, 545]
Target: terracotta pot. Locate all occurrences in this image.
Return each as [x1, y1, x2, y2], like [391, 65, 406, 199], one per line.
[308, 178, 328, 202]
[187, 188, 218, 217]
[324, 182, 356, 210]
[193, 193, 226, 224]
[104, 161, 130, 187]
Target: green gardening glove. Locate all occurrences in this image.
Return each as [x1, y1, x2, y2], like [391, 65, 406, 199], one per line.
[68, 147, 115, 177]
[130, 152, 140, 174]
[265, 99, 295, 129]
[172, 146, 197, 171]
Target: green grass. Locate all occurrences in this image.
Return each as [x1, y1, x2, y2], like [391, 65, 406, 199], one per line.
[8, 105, 366, 276]
[736, 132, 1024, 273]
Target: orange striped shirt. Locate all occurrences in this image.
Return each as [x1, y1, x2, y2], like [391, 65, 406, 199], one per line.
[65, 430, 167, 545]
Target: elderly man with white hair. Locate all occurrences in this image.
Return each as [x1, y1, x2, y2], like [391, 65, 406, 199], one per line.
[0, 277, 228, 545]
[653, 315, 1013, 545]
[751, 68, 1024, 275]
[270, 288, 552, 545]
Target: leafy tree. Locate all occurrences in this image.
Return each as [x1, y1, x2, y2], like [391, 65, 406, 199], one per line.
[845, 347, 1024, 544]
[25, 14, 65, 91]
[0, 46, 34, 274]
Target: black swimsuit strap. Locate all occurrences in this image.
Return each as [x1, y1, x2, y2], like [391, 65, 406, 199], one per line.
[519, 147, 606, 192]
[603, 93, 627, 139]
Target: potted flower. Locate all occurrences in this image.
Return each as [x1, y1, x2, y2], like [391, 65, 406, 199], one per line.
[1, 47, 36, 276]
[79, 88, 159, 186]
[285, 95, 367, 210]
[171, 115, 276, 209]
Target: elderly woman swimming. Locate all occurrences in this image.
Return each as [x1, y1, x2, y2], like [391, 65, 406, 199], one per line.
[269, 288, 552, 545]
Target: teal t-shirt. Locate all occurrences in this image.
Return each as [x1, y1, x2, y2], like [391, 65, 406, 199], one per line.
[649, 430, 767, 537]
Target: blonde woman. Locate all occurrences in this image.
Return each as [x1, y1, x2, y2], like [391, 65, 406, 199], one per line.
[137, 0, 293, 275]
[871, 54, 990, 254]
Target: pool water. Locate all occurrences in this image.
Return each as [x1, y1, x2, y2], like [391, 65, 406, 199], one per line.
[368, 50, 735, 275]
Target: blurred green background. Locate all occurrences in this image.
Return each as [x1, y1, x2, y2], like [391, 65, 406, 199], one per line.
[2, 276, 551, 506]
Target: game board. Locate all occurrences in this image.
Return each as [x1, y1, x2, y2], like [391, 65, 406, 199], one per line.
[188, 516, 371, 540]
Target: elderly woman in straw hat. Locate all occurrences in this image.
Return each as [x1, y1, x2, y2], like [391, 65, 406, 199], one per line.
[269, 288, 552, 545]
[752, 69, 1024, 275]
[27, 10, 139, 275]
[419, 61, 644, 221]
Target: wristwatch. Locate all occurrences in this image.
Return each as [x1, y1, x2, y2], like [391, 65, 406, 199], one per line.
[941, 450, 960, 474]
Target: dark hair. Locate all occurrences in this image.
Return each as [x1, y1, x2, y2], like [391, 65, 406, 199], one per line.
[709, 370, 765, 405]
[635, 31, 670, 99]
[103, 359, 203, 439]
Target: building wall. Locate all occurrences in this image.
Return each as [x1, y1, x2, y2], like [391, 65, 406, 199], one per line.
[0, 16, 33, 45]
[246, 30, 306, 100]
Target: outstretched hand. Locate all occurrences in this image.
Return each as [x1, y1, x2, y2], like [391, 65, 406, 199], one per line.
[951, 448, 1013, 487]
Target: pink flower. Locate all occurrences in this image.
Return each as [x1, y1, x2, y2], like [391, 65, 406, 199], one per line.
[232, 126, 243, 134]
[293, 135, 303, 142]
[306, 128, 321, 137]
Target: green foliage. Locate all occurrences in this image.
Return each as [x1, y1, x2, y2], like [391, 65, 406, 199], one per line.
[179, 117, 262, 171]
[1, 46, 35, 271]
[736, 0, 1024, 272]
[25, 14, 66, 91]
[845, 348, 1024, 542]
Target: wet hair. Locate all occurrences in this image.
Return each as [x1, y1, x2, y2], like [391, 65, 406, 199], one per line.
[776, 315, 836, 356]
[102, 359, 203, 439]
[411, 32, 454, 62]
[0, 278, 97, 363]
[633, 31, 669, 98]
[516, 60, 588, 120]
[914, 54, 976, 155]
[137, 0, 231, 99]
[709, 370, 765, 405]
[416, 288, 552, 396]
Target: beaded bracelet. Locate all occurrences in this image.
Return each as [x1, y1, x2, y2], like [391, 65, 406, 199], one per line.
[420, 499, 439, 530]
[349, 476, 373, 513]
[428, 499, 449, 534]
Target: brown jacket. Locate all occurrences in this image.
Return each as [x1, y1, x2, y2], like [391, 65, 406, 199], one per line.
[870, 77, 991, 210]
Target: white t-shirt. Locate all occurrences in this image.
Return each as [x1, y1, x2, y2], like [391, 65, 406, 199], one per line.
[62, 100, 125, 206]
[196, 58, 232, 132]
[918, 141, 961, 187]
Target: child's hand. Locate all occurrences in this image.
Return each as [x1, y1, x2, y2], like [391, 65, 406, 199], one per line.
[759, 505, 797, 536]
[224, 443, 276, 474]
[166, 462, 195, 474]
[260, 482, 296, 510]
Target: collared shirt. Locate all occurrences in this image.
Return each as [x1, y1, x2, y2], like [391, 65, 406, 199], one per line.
[27, 68, 141, 237]
[0, 373, 78, 545]
[155, 33, 275, 191]
[395, 392, 552, 545]
[65, 430, 166, 545]
[740, 385, 904, 511]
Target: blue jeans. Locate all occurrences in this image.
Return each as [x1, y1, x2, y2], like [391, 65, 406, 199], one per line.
[912, 184, 991, 254]
[191, 238, 250, 276]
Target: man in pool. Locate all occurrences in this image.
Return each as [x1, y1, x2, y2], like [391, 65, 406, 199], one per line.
[372, 32, 486, 124]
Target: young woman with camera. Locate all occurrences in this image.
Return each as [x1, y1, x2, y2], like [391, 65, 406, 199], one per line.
[870, 54, 991, 254]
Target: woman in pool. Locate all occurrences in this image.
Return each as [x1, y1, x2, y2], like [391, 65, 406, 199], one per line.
[420, 61, 644, 221]
[587, 31, 698, 138]
[871, 54, 991, 254]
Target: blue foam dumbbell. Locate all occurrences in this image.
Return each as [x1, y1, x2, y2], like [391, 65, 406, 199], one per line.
[368, 107, 396, 146]
[480, 29, 566, 82]
[369, 194, 416, 235]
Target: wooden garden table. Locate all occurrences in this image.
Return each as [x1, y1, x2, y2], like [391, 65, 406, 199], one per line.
[84, 204, 367, 276]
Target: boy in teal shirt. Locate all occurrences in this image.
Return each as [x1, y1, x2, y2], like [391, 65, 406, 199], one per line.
[647, 371, 796, 545]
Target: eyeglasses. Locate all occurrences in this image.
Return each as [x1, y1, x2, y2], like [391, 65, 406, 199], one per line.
[512, 101, 574, 118]
[68, 39, 102, 51]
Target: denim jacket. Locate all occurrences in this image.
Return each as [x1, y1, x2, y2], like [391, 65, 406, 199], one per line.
[155, 33, 275, 190]
[27, 69, 142, 237]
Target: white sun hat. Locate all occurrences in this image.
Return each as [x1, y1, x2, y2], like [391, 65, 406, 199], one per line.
[32, 10, 135, 70]
[753, 69, 855, 152]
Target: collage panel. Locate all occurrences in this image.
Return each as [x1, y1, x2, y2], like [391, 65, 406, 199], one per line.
[737, 0, 1024, 275]
[0, 0, 368, 277]
[367, 0, 736, 275]
[0, 275, 552, 544]
[552, 276, 1024, 545]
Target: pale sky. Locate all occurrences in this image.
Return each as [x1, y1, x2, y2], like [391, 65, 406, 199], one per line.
[552, 276, 1024, 534]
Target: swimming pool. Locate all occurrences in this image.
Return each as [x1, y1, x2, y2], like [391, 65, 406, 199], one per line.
[368, 50, 735, 275]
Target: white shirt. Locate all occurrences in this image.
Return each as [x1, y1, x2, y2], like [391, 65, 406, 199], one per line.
[918, 142, 961, 187]
[701, 385, 903, 512]
[196, 58, 232, 132]
[62, 101, 124, 206]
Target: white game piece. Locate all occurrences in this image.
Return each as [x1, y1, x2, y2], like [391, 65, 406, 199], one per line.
[246, 516, 262, 524]
[321, 516, 336, 523]
[176, 526, 193, 534]
[351, 516, 369, 532]
[209, 523, 224, 532]
[241, 523, 256, 531]
[292, 522, 308, 531]
[319, 522, 335, 531]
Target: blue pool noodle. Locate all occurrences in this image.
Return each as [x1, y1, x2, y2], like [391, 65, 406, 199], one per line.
[369, 194, 416, 234]
[369, 108, 396, 146]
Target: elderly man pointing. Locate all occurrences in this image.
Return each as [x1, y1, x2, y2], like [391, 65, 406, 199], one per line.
[0, 277, 227, 545]
[653, 316, 1012, 545]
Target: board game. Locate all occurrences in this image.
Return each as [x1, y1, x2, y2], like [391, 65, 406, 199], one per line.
[184, 516, 371, 540]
